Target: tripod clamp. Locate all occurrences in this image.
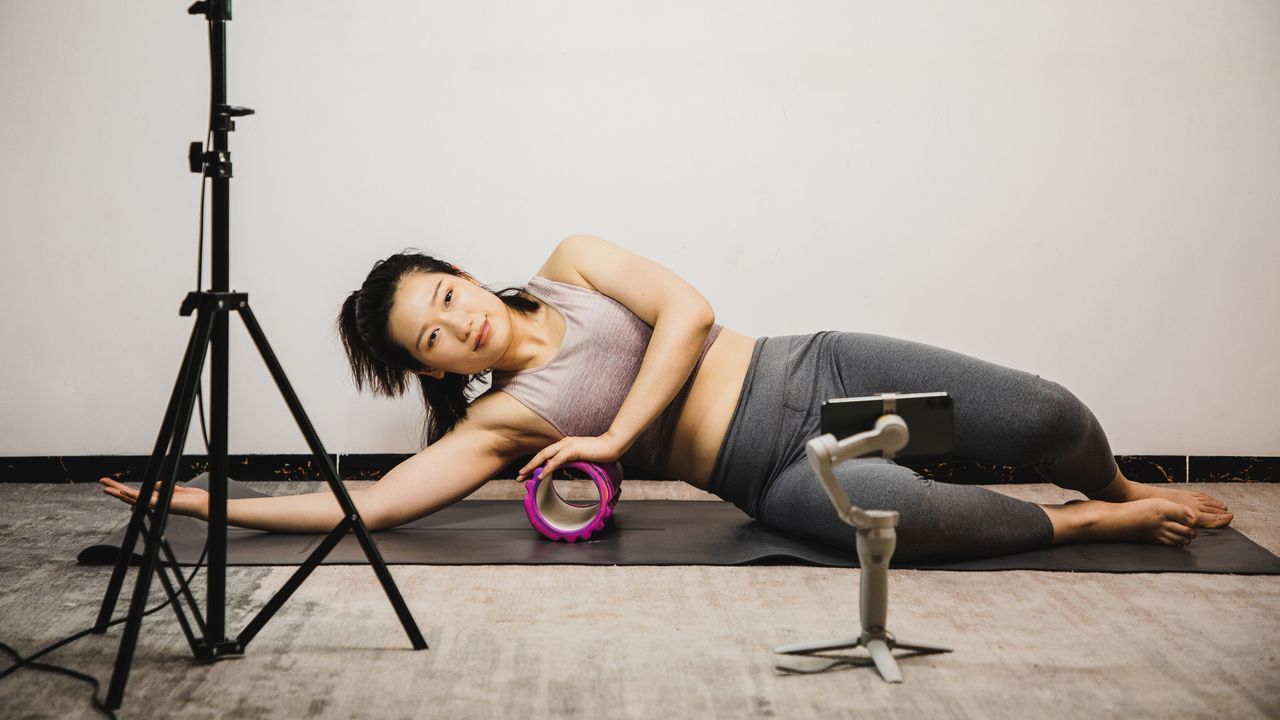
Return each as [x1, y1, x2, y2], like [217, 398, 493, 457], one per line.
[774, 393, 952, 683]
[189, 106, 253, 177]
[188, 0, 230, 20]
[180, 291, 246, 316]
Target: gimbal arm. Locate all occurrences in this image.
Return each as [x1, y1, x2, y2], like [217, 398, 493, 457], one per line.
[804, 413, 909, 529]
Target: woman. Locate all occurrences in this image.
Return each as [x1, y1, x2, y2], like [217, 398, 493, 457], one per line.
[101, 235, 1233, 561]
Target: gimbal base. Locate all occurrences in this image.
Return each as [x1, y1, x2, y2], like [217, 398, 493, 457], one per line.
[776, 630, 952, 682]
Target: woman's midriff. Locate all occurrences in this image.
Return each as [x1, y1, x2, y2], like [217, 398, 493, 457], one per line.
[662, 327, 757, 490]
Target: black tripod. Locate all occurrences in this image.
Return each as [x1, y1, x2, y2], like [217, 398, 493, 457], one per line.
[92, 2, 426, 710]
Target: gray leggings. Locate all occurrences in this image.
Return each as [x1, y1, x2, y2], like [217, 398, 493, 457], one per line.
[706, 332, 1119, 563]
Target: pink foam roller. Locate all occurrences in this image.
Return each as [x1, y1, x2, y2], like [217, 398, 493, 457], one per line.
[523, 461, 623, 542]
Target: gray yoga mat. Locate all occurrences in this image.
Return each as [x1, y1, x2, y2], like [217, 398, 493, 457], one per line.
[78, 475, 1280, 574]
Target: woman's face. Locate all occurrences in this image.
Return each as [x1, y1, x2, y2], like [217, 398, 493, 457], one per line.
[388, 271, 504, 379]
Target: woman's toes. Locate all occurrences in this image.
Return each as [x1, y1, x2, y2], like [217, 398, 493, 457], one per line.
[1194, 493, 1229, 510]
[1199, 511, 1234, 529]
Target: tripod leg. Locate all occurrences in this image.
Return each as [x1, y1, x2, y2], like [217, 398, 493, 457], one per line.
[774, 635, 864, 655]
[206, 291, 231, 647]
[153, 549, 201, 655]
[237, 304, 427, 650]
[891, 640, 953, 654]
[95, 319, 205, 632]
[866, 638, 903, 683]
[104, 308, 216, 710]
[238, 517, 352, 646]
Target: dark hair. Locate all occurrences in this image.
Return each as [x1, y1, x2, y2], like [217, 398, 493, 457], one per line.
[335, 249, 540, 446]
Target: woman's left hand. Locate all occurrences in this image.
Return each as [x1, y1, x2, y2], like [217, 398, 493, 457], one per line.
[515, 433, 629, 483]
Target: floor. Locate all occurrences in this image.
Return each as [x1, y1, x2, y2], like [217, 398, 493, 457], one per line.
[1, 480, 1277, 719]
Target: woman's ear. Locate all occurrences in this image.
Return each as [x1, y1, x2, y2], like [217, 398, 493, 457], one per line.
[412, 368, 445, 380]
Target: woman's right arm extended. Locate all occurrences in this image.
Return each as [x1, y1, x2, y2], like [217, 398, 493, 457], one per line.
[100, 400, 528, 533]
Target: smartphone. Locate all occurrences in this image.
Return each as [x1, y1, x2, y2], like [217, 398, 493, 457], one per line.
[819, 391, 954, 458]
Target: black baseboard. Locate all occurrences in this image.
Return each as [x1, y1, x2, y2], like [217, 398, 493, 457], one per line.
[0, 454, 1275, 484]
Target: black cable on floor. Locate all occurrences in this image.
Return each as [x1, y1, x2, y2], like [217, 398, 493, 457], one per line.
[0, 641, 118, 720]
[0, 542, 208, 720]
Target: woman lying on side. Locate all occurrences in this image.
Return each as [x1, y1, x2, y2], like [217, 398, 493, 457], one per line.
[102, 235, 1232, 562]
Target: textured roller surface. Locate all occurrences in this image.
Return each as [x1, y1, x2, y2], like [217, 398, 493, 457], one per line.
[523, 460, 623, 542]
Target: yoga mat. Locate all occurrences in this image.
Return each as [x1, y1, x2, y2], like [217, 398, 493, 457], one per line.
[79, 475, 1280, 574]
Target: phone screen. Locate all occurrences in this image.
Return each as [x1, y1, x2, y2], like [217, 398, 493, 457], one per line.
[819, 392, 955, 458]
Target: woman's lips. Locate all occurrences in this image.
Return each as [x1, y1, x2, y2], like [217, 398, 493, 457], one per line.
[476, 319, 489, 350]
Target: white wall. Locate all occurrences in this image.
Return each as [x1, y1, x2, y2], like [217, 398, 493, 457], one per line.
[1, 1, 1276, 458]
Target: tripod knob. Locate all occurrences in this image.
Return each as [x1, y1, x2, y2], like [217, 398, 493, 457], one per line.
[188, 142, 204, 173]
[188, 0, 230, 20]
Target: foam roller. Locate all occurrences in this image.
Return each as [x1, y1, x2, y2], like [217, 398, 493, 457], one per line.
[523, 461, 623, 542]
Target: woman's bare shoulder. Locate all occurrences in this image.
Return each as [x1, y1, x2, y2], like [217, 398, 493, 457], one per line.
[467, 389, 563, 452]
[535, 240, 596, 291]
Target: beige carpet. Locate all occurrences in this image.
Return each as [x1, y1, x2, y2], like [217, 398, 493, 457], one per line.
[1, 481, 1277, 719]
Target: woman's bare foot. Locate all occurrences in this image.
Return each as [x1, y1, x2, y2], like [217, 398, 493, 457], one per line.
[1042, 498, 1198, 547]
[1089, 469, 1233, 528]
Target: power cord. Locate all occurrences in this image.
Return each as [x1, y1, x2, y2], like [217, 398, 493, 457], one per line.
[0, 544, 210, 720]
[0, 124, 218, 717]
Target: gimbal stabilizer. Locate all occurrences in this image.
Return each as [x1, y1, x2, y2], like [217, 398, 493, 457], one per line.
[775, 394, 953, 682]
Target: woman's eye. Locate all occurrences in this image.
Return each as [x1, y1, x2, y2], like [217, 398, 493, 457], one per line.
[428, 289, 454, 348]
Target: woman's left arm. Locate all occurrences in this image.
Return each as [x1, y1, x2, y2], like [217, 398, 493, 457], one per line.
[606, 311, 715, 453]
[516, 235, 715, 480]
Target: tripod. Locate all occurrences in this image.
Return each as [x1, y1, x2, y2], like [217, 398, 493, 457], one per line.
[92, 2, 426, 710]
